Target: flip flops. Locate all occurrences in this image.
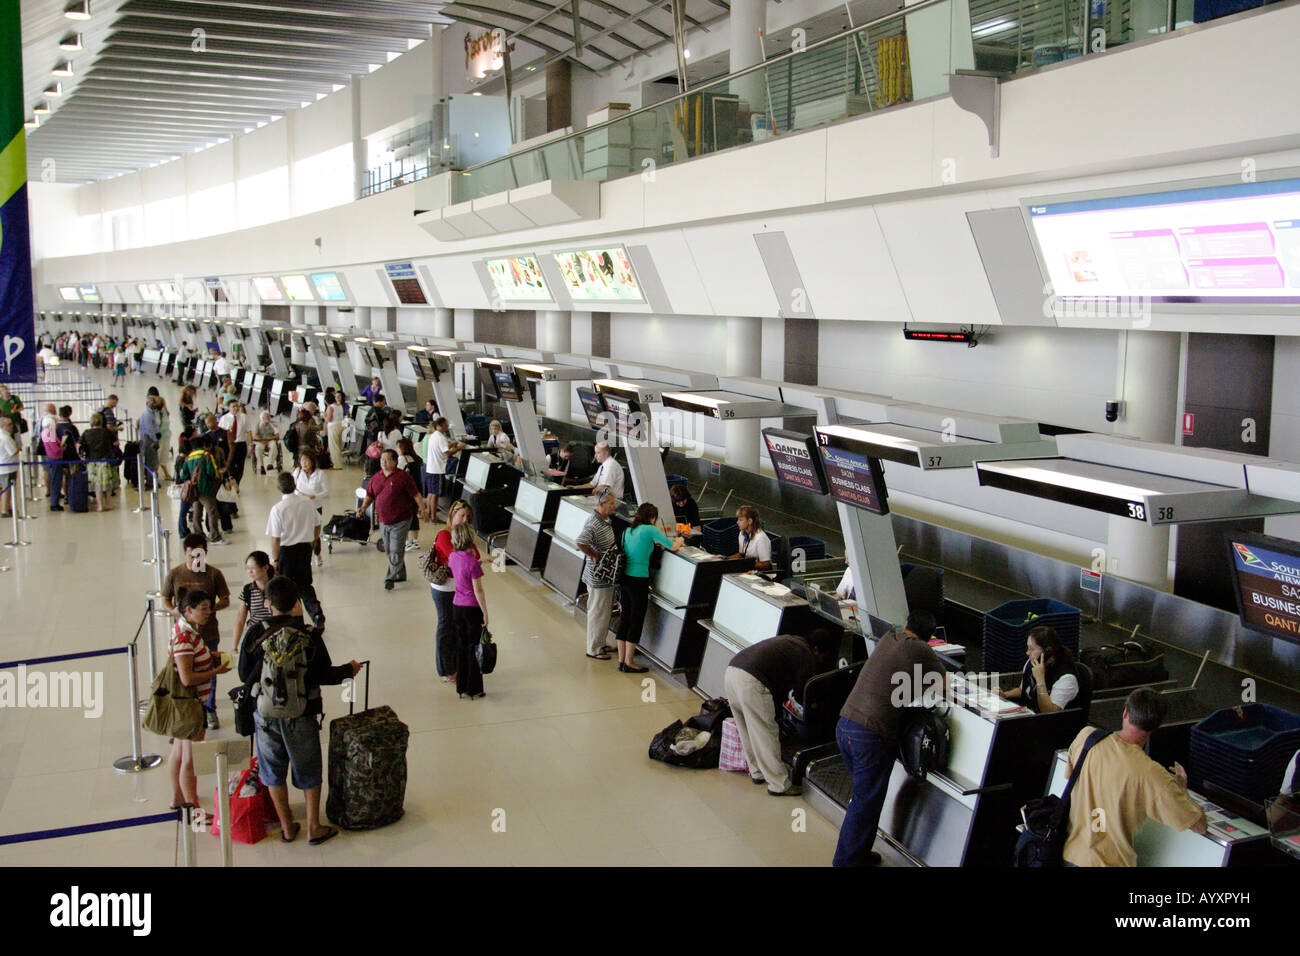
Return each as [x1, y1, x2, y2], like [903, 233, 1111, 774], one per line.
[308, 826, 339, 846]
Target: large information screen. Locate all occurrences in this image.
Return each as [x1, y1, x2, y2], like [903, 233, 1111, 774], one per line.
[1228, 533, 1300, 645]
[385, 263, 428, 305]
[492, 369, 522, 402]
[814, 428, 889, 515]
[553, 247, 643, 302]
[409, 350, 438, 381]
[763, 428, 828, 495]
[1026, 176, 1300, 304]
[485, 256, 550, 301]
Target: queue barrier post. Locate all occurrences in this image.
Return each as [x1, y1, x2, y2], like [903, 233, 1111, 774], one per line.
[16, 453, 34, 521]
[180, 806, 197, 866]
[215, 748, 233, 868]
[113, 638, 163, 774]
[132, 452, 147, 515]
[148, 485, 163, 575]
[4, 461, 31, 550]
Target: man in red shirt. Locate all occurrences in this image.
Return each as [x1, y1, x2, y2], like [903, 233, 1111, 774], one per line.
[357, 449, 422, 591]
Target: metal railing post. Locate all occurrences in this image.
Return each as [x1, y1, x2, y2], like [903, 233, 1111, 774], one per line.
[216, 748, 233, 867]
[4, 462, 31, 549]
[132, 452, 147, 514]
[181, 806, 198, 866]
[114, 639, 163, 773]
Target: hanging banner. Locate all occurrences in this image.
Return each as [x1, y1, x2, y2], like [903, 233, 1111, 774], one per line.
[0, 0, 36, 383]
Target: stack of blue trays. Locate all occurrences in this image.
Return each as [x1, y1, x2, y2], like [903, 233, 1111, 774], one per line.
[702, 516, 739, 556]
[787, 536, 826, 561]
[1190, 704, 1300, 801]
[982, 598, 1080, 672]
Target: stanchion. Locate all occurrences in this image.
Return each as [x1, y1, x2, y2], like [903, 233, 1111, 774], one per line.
[161, 528, 172, 574]
[113, 640, 163, 773]
[4, 463, 31, 549]
[145, 592, 162, 688]
[148, 486, 163, 574]
[16, 454, 34, 521]
[180, 805, 197, 866]
[131, 453, 147, 514]
[216, 749, 233, 867]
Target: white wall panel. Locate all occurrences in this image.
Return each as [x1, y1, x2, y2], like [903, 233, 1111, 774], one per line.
[362, 44, 434, 139]
[141, 160, 187, 203]
[238, 120, 289, 178]
[681, 222, 780, 317]
[294, 88, 352, 159]
[610, 314, 727, 376]
[188, 140, 235, 190]
[636, 229, 712, 316]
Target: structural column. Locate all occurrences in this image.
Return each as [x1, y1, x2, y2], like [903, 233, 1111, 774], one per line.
[1106, 330, 1180, 589]
[724, 315, 762, 471]
[538, 310, 571, 423]
[729, 0, 768, 117]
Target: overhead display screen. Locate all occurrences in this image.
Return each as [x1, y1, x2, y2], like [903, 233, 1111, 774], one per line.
[78, 285, 100, 303]
[576, 387, 607, 429]
[58, 287, 80, 302]
[601, 392, 645, 443]
[553, 247, 643, 302]
[253, 276, 283, 301]
[205, 277, 228, 303]
[492, 369, 522, 402]
[311, 272, 347, 301]
[814, 428, 890, 515]
[485, 256, 550, 301]
[281, 274, 315, 301]
[763, 428, 828, 495]
[385, 262, 428, 305]
[1026, 176, 1300, 304]
[476, 363, 499, 399]
[408, 350, 438, 382]
[1228, 533, 1300, 646]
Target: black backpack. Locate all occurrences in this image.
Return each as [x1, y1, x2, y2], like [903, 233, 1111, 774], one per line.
[898, 706, 952, 779]
[648, 698, 731, 769]
[1014, 728, 1109, 867]
[283, 425, 300, 456]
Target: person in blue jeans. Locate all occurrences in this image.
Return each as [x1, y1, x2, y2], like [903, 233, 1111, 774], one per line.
[832, 610, 946, 867]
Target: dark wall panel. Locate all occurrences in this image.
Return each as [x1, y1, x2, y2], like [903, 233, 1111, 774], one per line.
[472, 309, 537, 349]
[784, 317, 818, 385]
[591, 311, 610, 358]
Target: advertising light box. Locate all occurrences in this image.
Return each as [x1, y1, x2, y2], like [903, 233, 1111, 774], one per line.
[281, 274, 315, 302]
[58, 287, 81, 302]
[553, 247, 643, 302]
[763, 428, 828, 495]
[385, 263, 428, 305]
[253, 276, 282, 301]
[205, 277, 228, 303]
[1228, 533, 1300, 646]
[78, 285, 100, 303]
[311, 272, 347, 301]
[1026, 176, 1300, 304]
[485, 256, 550, 301]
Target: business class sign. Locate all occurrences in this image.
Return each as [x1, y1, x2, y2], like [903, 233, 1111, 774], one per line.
[465, 28, 506, 80]
[1230, 536, 1300, 644]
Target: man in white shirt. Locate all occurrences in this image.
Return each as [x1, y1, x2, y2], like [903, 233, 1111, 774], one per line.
[0, 416, 19, 517]
[266, 472, 325, 627]
[213, 352, 231, 378]
[588, 441, 624, 502]
[218, 399, 249, 485]
[422, 417, 464, 519]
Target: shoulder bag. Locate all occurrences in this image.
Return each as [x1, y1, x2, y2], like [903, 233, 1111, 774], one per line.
[476, 626, 497, 675]
[1014, 728, 1109, 867]
[420, 547, 451, 586]
[142, 658, 205, 741]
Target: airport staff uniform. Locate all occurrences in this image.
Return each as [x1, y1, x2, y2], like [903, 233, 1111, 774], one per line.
[266, 491, 325, 626]
[592, 455, 624, 501]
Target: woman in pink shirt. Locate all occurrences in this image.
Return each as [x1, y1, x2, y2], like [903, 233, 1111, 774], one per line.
[448, 524, 488, 699]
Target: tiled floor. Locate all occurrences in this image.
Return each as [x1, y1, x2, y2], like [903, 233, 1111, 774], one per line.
[0, 366, 896, 867]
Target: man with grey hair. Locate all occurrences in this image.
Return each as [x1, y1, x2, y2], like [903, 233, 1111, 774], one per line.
[575, 489, 620, 660]
[575, 441, 624, 502]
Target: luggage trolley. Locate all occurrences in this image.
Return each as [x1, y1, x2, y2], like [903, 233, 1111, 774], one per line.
[322, 487, 374, 553]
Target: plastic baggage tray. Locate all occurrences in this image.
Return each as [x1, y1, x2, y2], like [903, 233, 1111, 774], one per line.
[1191, 704, 1300, 755]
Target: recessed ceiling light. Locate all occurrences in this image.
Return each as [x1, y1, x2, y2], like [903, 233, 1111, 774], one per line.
[33, 102, 51, 114]
[64, 1, 91, 21]
[45, 83, 63, 97]
[53, 61, 74, 76]
[331, 84, 345, 92]
[24, 116, 38, 129]
[368, 63, 381, 73]
[471, 91, 482, 96]
[315, 92, 327, 100]
[387, 51, 401, 62]
[59, 33, 83, 51]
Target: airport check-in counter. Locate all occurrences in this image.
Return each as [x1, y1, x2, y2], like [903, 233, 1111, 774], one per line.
[1044, 750, 1281, 866]
[639, 547, 755, 683]
[695, 572, 814, 700]
[801, 677, 1086, 866]
[460, 451, 522, 536]
[504, 476, 587, 571]
[541, 495, 601, 603]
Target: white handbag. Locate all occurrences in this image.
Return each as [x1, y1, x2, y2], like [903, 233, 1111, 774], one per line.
[216, 480, 239, 504]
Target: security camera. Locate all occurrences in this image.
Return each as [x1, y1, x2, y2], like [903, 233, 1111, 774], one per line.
[1105, 401, 1121, 423]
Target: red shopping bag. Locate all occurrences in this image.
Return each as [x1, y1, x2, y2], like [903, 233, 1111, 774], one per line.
[212, 764, 271, 844]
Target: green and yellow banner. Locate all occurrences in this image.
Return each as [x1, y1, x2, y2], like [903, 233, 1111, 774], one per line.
[1, 0, 36, 383]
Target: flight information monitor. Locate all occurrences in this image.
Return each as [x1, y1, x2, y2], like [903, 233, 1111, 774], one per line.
[763, 428, 828, 495]
[1227, 532, 1300, 646]
[814, 428, 890, 515]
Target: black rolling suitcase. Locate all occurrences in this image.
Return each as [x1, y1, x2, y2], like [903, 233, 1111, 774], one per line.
[122, 442, 140, 487]
[67, 467, 89, 513]
[326, 661, 409, 830]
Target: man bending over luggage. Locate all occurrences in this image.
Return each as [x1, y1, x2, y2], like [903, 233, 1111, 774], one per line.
[240, 575, 361, 845]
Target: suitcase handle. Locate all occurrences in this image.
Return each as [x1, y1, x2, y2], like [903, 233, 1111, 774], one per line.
[349, 659, 371, 715]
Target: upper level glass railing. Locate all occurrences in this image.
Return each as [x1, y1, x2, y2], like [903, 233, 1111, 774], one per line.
[441, 0, 1280, 204]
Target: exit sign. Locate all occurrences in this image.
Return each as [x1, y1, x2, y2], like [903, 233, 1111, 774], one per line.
[1182, 412, 1195, 436]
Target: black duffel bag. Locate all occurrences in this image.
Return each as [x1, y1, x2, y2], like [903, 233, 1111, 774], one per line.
[1015, 729, 1109, 867]
[648, 698, 731, 769]
[1081, 640, 1167, 690]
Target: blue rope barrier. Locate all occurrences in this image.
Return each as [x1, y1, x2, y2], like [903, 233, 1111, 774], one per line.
[0, 646, 128, 670]
[0, 811, 178, 846]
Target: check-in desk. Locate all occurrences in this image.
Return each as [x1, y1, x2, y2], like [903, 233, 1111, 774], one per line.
[460, 452, 522, 536]
[1045, 750, 1285, 866]
[696, 573, 816, 700]
[640, 548, 755, 683]
[805, 678, 1085, 866]
[504, 477, 586, 571]
[541, 495, 599, 603]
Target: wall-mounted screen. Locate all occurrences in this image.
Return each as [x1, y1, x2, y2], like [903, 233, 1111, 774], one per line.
[385, 263, 428, 305]
[814, 428, 890, 515]
[476, 363, 500, 400]
[359, 345, 383, 368]
[137, 283, 161, 302]
[310, 272, 347, 301]
[159, 281, 182, 302]
[485, 255, 550, 301]
[78, 285, 100, 303]
[58, 287, 80, 302]
[763, 428, 828, 495]
[1025, 175, 1300, 304]
[576, 387, 607, 429]
[409, 350, 438, 382]
[281, 274, 315, 302]
[492, 369, 522, 402]
[601, 392, 645, 442]
[253, 276, 283, 301]
[1227, 532, 1300, 647]
[205, 277, 228, 303]
[553, 247, 643, 302]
